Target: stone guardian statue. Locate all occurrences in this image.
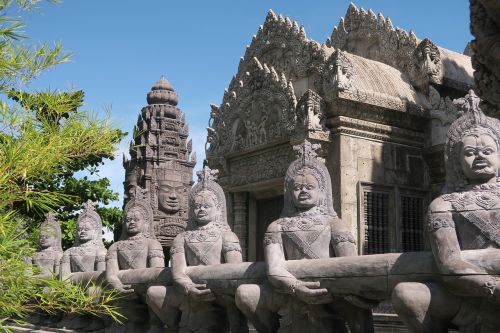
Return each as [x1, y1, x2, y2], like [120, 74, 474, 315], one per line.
[235, 140, 374, 333]
[146, 165, 248, 333]
[60, 200, 106, 279]
[392, 91, 500, 331]
[106, 187, 165, 333]
[32, 212, 63, 278]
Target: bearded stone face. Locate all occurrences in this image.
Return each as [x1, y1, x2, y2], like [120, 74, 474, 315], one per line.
[158, 181, 184, 214]
[291, 170, 320, 210]
[460, 134, 500, 183]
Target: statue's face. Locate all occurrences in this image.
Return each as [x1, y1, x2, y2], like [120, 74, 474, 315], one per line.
[125, 207, 145, 235]
[39, 230, 55, 250]
[158, 181, 183, 214]
[77, 219, 96, 243]
[291, 171, 320, 209]
[460, 134, 500, 182]
[193, 192, 217, 226]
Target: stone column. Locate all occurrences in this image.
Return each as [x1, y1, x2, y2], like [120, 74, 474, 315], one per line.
[233, 192, 248, 261]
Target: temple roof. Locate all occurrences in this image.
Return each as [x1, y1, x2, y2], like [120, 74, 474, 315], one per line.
[344, 52, 427, 107]
[327, 3, 473, 93]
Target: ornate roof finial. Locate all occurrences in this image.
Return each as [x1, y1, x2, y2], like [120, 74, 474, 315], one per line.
[81, 200, 96, 212]
[293, 139, 321, 165]
[196, 162, 219, 185]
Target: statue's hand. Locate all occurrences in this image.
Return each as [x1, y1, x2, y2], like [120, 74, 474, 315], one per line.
[113, 283, 137, 300]
[294, 281, 332, 304]
[187, 283, 216, 302]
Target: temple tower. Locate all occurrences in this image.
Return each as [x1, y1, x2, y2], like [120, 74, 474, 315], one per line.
[123, 78, 196, 259]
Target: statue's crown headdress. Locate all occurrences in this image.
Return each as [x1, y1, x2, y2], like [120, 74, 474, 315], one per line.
[293, 139, 321, 165]
[78, 200, 102, 228]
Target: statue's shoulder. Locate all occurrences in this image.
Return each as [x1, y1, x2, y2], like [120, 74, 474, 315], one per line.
[108, 241, 119, 252]
[266, 219, 283, 233]
[429, 195, 453, 213]
[222, 230, 240, 243]
[96, 246, 107, 257]
[146, 237, 163, 250]
[172, 232, 186, 245]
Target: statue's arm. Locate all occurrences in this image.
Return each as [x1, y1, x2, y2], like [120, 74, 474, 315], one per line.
[264, 222, 298, 293]
[222, 231, 243, 263]
[171, 234, 193, 291]
[427, 203, 499, 299]
[53, 253, 62, 278]
[95, 248, 107, 271]
[60, 250, 71, 279]
[105, 243, 126, 290]
[330, 217, 357, 257]
[147, 240, 165, 268]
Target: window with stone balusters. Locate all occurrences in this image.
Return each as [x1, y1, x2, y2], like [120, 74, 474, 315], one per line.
[360, 184, 427, 254]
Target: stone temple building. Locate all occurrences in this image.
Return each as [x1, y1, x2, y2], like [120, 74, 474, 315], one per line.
[123, 78, 196, 259]
[206, 4, 473, 261]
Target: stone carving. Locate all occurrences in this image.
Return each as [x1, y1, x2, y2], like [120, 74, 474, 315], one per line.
[470, 0, 500, 118]
[238, 10, 327, 82]
[60, 201, 106, 279]
[206, 57, 297, 158]
[147, 166, 247, 333]
[235, 140, 374, 333]
[392, 94, 500, 331]
[106, 187, 165, 332]
[59, 202, 106, 333]
[327, 3, 418, 76]
[322, 49, 355, 100]
[32, 212, 63, 278]
[295, 89, 329, 141]
[123, 78, 195, 256]
[428, 86, 461, 146]
[106, 188, 164, 291]
[410, 39, 443, 93]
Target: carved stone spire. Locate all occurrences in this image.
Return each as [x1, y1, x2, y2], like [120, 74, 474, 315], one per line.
[123, 77, 195, 253]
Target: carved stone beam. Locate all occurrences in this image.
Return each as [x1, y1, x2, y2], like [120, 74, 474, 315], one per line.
[69, 249, 500, 300]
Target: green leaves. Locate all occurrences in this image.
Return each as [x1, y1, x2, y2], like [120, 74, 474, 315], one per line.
[0, 0, 126, 327]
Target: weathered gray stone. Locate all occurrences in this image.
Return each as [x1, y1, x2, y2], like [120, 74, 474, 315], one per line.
[123, 78, 195, 259]
[392, 92, 500, 331]
[146, 166, 247, 333]
[234, 140, 374, 333]
[31, 212, 63, 279]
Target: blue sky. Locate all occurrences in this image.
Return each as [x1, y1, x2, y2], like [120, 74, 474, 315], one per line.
[21, 1, 472, 208]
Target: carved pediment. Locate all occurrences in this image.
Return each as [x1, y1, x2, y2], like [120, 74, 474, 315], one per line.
[328, 5, 443, 94]
[207, 57, 297, 157]
[327, 3, 418, 74]
[238, 10, 327, 82]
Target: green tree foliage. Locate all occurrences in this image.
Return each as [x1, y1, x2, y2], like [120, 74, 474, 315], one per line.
[7, 88, 126, 248]
[0, 0, 125, 329]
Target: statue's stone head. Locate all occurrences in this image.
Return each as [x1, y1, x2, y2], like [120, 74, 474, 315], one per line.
[192, 190, 218, 226]
[39, 212, 62, 252]
[121, 187, 154, 239]
[188, 166, 228, 230]
[445, 91, 500, 191]
[282, 140, 337, 217]
[291, 167, 321, 210]
[158, 180, 183, 214]
[75, 200, 104, 246]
